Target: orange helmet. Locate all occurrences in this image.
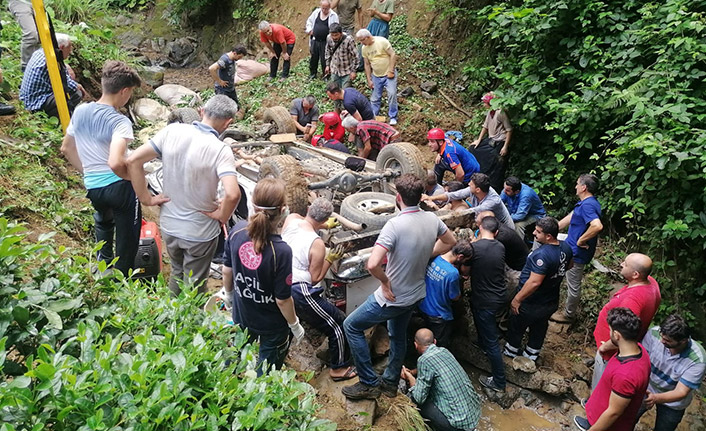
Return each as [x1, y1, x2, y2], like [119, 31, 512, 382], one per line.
[427, 128, 445, 140]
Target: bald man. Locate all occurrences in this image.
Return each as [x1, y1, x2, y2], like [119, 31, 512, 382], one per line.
[402, 329, 481, 431]
[590, 253, 661, 388]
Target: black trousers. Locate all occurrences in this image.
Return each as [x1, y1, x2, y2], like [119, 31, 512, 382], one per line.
[86, 179, 141, 276]
[309, 37, 327, 77]
[271, 43, 295, 78]
[506, 301, 557, 353]
[38, 90, 81, 119]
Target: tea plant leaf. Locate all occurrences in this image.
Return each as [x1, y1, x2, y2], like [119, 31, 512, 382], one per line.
[42, 309, 63, 330]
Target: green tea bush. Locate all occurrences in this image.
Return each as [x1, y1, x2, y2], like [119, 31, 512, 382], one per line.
[0, 220, 335, 430]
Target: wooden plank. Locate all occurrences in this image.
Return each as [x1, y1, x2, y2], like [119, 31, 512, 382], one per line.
[269, 133, 297, 143]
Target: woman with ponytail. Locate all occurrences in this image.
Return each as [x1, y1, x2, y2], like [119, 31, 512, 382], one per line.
[222, 178, 305, 375]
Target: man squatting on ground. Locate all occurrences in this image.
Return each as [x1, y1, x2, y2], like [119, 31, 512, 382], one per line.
[500, 176, 547, 239]
[426, 127, 480, 186]
[209, 45, 247, 107]
[281, 198, 357, 381]
[60, 60, 141, 276]
[342, 174, 456, 400]
[402, 328, 481, 431]
[290, 95, 320, 142]
[126, 95, 241, 296]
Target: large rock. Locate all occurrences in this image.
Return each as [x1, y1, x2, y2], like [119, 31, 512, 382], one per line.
[346, 399, 376, 427]
[420, 80, 438, 93]
[570, 379, 590, 402]
[132, 98, 169, 122]
[512, 356, 537, 373]
[154, 84, 201, 107]
[140, 66, 165, 88]
[166, 37, 197, 67]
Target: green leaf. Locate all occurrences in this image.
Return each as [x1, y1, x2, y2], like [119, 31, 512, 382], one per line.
[12, 306, 30, 325]
[8, 376, 31, 388]
[43, 309, 63, 330]
[170, 351, 186, 370]
[34, 363, 56, 381]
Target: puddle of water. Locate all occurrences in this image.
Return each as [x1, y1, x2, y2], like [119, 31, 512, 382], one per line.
[478, 403, 559, 431]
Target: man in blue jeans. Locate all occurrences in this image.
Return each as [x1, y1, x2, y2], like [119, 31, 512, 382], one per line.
[342, 174, 456, 400]
[468, 216, 507, 392]
[357, 29, 398, 125]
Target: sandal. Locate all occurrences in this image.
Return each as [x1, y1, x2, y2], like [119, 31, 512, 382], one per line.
[331, 366, 357, 382]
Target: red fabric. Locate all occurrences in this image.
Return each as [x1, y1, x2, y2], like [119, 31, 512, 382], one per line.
[324, 123, 345, 141]
[593, 276, 661, 359]
[586, 345, 651, 431]
[260, 23, 296, 45]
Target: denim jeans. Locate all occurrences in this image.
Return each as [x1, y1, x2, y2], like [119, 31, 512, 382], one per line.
[343, 294, 415, 386]
[637, 403, 685, 431]
[249, 328, 291, 376]
[330, 72, 353, 89]
[370, 71, 398, 121]
[471, 306, 506, 388]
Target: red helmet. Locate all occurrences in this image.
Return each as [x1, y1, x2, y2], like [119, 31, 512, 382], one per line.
[320, 111, 341, 127]
[427, 128, 445, 140]
[312, 135, 323, 147]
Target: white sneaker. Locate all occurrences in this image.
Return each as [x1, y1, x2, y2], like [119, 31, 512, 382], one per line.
[389, 118, 397, 126]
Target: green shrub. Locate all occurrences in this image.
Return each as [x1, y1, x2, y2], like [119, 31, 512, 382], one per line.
[0, 220, 335, 430]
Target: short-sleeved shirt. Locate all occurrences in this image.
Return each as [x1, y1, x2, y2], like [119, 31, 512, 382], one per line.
[224, 221, 293, 335]
[335, 0, 361, 29]
[260, 23, 296, 45]
[585, 345, 651, 431]
[409, 344, 481, 431]
[361, 36, 393, 77]
[500, 183, 546, 222]
[642, 326, 706, 410]
[66, 102, 134, 190]
[566, 196, 602, 264]
[373, 206, 447, 307]
[518, 241, 572, 306]
[468, 239, 506, 309]
[149, 122, 238, 241]
[440, 138, 480, 184]
[420, 255, 460, 321]
[482, 109, 512, 143]
[370, 0, 394, 14]
[495, 224, 529, 271]
[446, 187, 515, 231]
[289, 98, 320, 127]
[215, 53, 236, 88]
[342, 88, 375, 120]
[593, 276, 661, 359]
[355, 120, 397, 151]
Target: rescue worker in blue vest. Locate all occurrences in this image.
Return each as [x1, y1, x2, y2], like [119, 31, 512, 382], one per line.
[427, 128, 480, 186]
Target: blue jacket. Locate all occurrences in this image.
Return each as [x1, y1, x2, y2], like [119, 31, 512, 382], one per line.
[500, 183, 546, 222]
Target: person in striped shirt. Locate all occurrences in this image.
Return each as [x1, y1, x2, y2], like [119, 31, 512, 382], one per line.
[341, 115, 399, 160]
[638, 314, 705, 431]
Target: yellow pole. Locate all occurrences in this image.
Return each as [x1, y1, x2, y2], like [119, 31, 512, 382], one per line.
[31, 0, 70, 133]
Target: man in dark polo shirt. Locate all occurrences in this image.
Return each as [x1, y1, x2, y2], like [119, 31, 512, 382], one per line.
[325, 81, 374, 121]
[504, 216, 572, 362]
[290, 95, 320, 142]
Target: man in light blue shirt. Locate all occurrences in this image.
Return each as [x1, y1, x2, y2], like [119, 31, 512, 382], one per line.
[501, 176, 546, 238]
[60, 61, 142, 275]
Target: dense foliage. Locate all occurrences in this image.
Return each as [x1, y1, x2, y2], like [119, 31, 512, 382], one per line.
[429, 0, 706, 319]
[0, 219, 335, 430]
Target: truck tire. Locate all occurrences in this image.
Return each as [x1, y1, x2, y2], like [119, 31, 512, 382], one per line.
[258, 155, 309, 216]
[375, 142, 426, 194]
[340, 192, 398, 231]
[263, 106, 297, 134]
[167, 107, 200, 124]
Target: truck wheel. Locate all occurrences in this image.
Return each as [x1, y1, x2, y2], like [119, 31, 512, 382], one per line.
[375, 142, 426, 194]
[258, 155, 309, 216]
[340, 192, 398, 231]
[167, 107, 200, 124]
[263, 106, 297, 134]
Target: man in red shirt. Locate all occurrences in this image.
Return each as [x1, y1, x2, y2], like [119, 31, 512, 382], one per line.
[574, 307, 651, 431]
[591, 253, 661, 388]
[341, 115, 399, 160]
[258, 21, 297, 81]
